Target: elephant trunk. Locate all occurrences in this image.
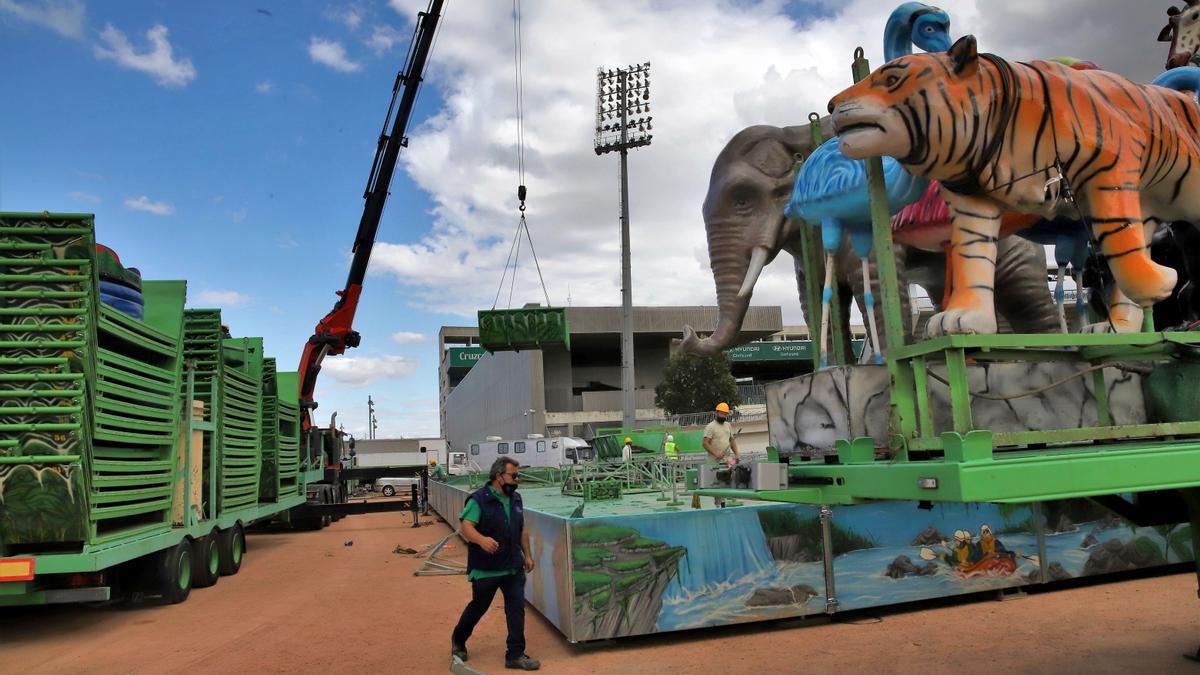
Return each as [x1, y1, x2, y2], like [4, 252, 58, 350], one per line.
[683, 224, 762, 356]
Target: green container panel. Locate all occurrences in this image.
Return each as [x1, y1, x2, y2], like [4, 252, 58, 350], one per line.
[477, 307, 570, 353]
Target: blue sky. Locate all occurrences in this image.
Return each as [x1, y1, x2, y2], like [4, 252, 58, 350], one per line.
[1, 1, 456, 437]
[0, 0, 1164, 440]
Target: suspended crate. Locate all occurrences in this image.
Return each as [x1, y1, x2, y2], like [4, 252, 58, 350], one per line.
[477, 306, 570, 353]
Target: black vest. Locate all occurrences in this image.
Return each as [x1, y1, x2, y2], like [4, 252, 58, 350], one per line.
[466, 485, 525, 572]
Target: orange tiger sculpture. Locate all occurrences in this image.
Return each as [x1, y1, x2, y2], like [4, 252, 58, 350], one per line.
[829, 35, 1192, 335]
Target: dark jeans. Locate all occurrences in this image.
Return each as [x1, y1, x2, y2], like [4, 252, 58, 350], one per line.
[452, 572, 526, 660]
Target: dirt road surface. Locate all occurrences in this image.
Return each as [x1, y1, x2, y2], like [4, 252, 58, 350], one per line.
[2, 511, 1198, 674]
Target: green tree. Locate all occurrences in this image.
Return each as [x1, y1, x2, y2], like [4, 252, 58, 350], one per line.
[653, 351, 740, 416]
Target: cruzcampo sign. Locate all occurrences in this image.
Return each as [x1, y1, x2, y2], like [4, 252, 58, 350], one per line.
[726, 340, 865, 362]
[448, 347, 487, 368]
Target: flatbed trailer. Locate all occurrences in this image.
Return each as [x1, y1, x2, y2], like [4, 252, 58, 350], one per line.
[0, 213, 414, 607]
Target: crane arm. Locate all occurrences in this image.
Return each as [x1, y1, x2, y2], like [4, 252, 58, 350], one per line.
[299, 0, 445, 431]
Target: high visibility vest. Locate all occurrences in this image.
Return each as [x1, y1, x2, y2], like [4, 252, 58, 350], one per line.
[664, 441, 678, 460]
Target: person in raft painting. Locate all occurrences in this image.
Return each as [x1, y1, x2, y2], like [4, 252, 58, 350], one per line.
[703, 402, 740, 507]
[451, 457, 540, 671]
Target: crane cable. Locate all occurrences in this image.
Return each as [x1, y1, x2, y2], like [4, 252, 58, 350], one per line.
[492, 0, 551, 310]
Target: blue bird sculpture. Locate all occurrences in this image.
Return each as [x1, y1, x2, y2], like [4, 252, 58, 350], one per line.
[781, 3, 949, 367]
[785, 138, 928, 366]
[884, 2, 952, 61]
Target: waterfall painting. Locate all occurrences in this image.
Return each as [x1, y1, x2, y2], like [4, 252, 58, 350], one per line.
[559, 499, 1191, 641]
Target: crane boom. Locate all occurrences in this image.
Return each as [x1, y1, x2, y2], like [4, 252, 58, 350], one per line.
[298, 0, 445, 432]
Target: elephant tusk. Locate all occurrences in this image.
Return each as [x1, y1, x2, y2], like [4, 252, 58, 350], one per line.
[738, 246, 770, 298]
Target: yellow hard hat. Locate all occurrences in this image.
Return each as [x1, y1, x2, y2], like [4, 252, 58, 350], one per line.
[625, 437, 632, 443]
[429, 459, 437, 465]
[715, 402, 731, 413]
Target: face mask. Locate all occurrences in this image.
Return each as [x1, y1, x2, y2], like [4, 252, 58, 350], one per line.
[716, 415, 727, 423]
[501, 482, 517, 496]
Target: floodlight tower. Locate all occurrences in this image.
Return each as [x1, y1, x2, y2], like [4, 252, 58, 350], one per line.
[595, 62, 652, 430]
[367, 395, 376, 439]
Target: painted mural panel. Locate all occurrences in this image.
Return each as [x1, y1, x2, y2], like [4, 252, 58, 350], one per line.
[429, 483, 1194, 644]
[1037, 499, 1193, 582]
[767, 365, 1146, 455]
[568, 504, 827, 640]
[830, 501, 1036, 612]
[0, 462, 89, 546]
[524, 509, 571, 636]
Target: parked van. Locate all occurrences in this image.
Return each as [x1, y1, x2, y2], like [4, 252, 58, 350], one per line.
[466, 436, 593, 470]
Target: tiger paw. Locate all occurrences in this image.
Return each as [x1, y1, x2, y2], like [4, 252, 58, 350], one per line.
[925, 308, 998, 337]
[1082, 301, 1143, 333]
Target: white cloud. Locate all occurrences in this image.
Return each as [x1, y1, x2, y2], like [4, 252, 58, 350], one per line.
[326, 6, 363, 31]
[195, 290, 251, 307]
[278, 236, 300, 249]
[308, 37, 361, 73]
[68, 190, 101, 204]
[367, 0, 1163, 325]
[228, 208, 247, 224]
[322, 355, 417, 387]
[390, 331, 429, 344]
[123, 195, 175, 215]
[365, 25, 403, 54]
[255, 80, 273, 93]
[0, 0, 85, 38]
[94, 23, 196, 87]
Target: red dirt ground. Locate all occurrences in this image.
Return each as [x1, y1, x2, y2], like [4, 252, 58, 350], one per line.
[2, 511, 1198, 674]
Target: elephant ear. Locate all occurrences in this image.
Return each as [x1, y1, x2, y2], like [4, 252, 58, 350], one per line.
[743, 137, 795, 179]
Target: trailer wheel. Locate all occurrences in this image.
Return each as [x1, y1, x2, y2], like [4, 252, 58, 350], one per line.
[155, 540, 193, 604]
[192, 529, 220, 588]
[217, 523, 245, 575]
[382, 485, 396, 497]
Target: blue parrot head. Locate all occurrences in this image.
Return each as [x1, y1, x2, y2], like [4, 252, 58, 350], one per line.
[911, 6, 951, 54]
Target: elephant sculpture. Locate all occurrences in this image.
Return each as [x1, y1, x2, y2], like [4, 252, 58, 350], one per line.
[682, 124, 1061, 357]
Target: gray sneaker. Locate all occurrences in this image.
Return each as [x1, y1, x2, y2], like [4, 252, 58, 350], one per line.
[505, 654, 541, 670]
[451, 641, 468, 662]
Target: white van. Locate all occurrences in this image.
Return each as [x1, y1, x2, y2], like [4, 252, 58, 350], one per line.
[466, 436, 594, 470]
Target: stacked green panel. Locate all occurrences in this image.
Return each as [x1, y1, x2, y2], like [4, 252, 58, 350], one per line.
[477, 307, 571, 352]
[0, 213, 186, 550]
[218, 338, 263, 512]
[0, 214, 94, 548]
[181, 309, 222, 518]
[275, 371, 301, 496]
[90, 283, 185, 541]
[258, 357, 280, 502]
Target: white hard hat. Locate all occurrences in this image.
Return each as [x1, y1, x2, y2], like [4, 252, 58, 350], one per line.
[666, 435, 674, 441]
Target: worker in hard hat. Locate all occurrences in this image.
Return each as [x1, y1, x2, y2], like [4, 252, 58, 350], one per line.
[703, 403, 740, 507]
[663, 434, 678, 461]
[429, 457, 447, 481]
[621, 437, 634, 463]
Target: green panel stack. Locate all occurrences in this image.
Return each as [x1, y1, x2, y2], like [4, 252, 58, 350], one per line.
[90, 282, 185, 542]
[0, 214, 94, 547]
[218, 338, 263, 512]
[258, 357, 280, 502]
[181, 309, 222, 519]
[275, 371, 301, 496]
[0, 213, 186, 549]
[477, 307, 571, 352]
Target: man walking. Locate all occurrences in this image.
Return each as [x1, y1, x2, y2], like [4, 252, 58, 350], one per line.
[703, 402, 740, 507]
[451, 457, 540, 670]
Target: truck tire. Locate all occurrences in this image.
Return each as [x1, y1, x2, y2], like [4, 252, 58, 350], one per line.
[155, 540, 193, 604]
[192, 529, 220, 588]
[217, 523, 245, 576]
[382, 485, 395, 497]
